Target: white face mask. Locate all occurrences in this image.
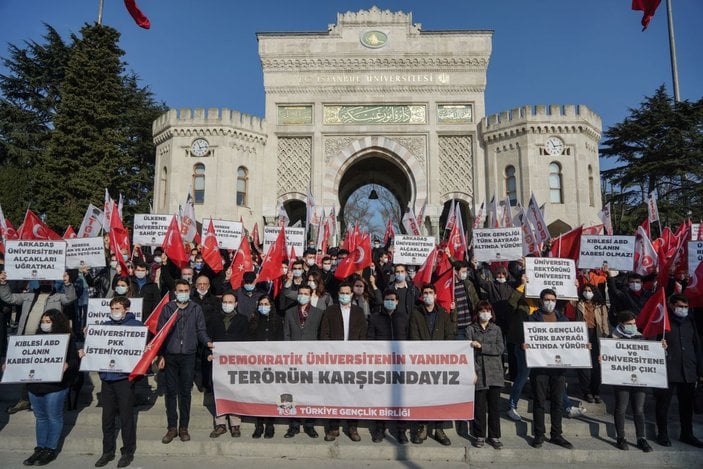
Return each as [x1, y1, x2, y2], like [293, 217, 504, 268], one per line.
[308, 281, 317, 290]
[673, 307, 689, 318]
[629, 282, 642, 292]
[153, 256, 162, 264]
[322, 264, 332, 272]
[134, 271, 147, 279]
[306, 258, 316, 267]
[583, 291, 594, 301]
[542, 300, 556, 313]
[197, 288, 208, 296]
[423, 294, 435, 306]
[222, 303, 236, 314]
[109, 312, 125, 322]
[495, 277, 507, 284]
[115, 285, 129, 295]
[458, 272, 468, 281]
[479, 312, 492, 322]
[40, 322, 52, 333]
[109, 261, 118, 269]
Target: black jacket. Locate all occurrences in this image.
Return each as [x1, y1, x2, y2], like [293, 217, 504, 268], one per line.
[206, 311, 249, 342]
[659, 314, 703, 383]
[129, 278, 162, 322]
[249, 311, 284, 341]
[367, 309, 409, 340]
[157, 300, 210, 355]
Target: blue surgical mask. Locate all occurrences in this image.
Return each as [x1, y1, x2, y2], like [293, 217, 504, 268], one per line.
[244, 284, 255, 292]
[394, 273, 405, 282]
[622, 324, 638, 336]
[383, 300, 397, 311]
[297, 294, 310, 305]
[258, 305, 271, 315]
[176, 292, 190, 303]
[194, 262, 203, 270]
[338, 294, 352, 305]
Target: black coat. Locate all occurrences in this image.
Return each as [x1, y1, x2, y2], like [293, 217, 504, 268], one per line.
[206, 311, 249, 342]
[367, 310, 409, 340]
[249, 311, 284, 342]
[660, 314, 703, 383]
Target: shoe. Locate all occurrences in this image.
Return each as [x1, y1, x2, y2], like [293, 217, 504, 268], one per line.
[252, 425, 264, 439]
[418, 425, 427, 441]
[594, 395, 602, 404]
[507, 408, 522, 422]
[264, 425, 274, 439]
[178, 427, 190, 442]
[371, 430, 384, 443]
[566, 406, 586, 418]
[23, 447, 44, 466]
[304, 427, 318, 438]
[35, 448, 57, 466]
[656, 434, 672, 447]
[680, 435, 703, 448]
[434, 428, 451, 446]
[117, 454, 134, 468]
[324, 431, 336, 442]
[473, 437, 485, 448]
[410, 432, 423, 444]
[162, 427, 178, 444]
[95, 452, 115, 467]
[348, 426, 361, 442]
[7, 399, 31, 414]
[487, 437, 503, 450]
[549, 436, 573, 449]
[209, 425, 227, 438]
[284, 427, 299, 438]
[637, 438, 653, 452]
[615, 437, 628, 450]
[397, 431, 409, 444]
[584, 394, 595, 403]
[532, 436, 544, 448]
[230, 425, 241, 438]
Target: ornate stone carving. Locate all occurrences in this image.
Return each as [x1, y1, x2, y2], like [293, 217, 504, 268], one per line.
[437, 104, 473, 124]
[260, 56, 489, 72]
[277, 137, 312, 196]
[323, 135, 426, 163]
[438, 136, 473, 197]
[323, 105, 426, 125]
[323, 136, 358, 163]
[265, 85, 485, 95]
[277, 105, 313, 125]
[392, 136, 426, 163]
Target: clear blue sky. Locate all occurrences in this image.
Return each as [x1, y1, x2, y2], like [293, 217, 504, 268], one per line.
[1, 0, 702, 138]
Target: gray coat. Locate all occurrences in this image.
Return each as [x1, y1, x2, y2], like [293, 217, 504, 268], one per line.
[0, 283, 76, 335]
[466, 321, 505, 390]
[284, 304, 323, 341]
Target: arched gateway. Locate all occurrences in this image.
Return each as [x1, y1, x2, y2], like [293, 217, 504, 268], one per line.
[152, 8, 603, 238]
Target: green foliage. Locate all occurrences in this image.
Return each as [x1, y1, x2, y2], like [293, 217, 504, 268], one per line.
[0, 23, 165, 230]
[600, 86, 703, 234]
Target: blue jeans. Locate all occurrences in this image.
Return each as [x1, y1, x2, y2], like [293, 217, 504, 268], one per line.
[508, 343, 529, 409]
[29, 388, 68, 450]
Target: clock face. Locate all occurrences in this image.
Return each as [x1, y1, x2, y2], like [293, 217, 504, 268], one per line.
[191, 138, 209, 157]
[545, 137, 564, 156]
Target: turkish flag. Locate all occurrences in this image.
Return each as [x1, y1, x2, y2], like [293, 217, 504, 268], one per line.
[63, 226, 76, 239]
[257, 226, 286, 283]
[447, 219, 467, 261]
[632, 0, 661, 31]
[162, 215, 189, 270]
[334, 234, 374, 280]
[434, 250, 455, 312]
[124, 0, 151, 29]
[684, 261, 703, 308]
[288, 245, 297, 270]
[201, 220, 223, 274]
[17, 210, 62, 240]
[634, 225, 659, 276]
[639, 217, 651, 240]
[582, 224, 604, 235]
[548, 225, 583, 262]
[383, 218, 395, 246]
[320, 221, 330, 256]
[252, 222, 261, 251]
[413, 247, 438, 291]
[129, 309, 180, 381]
[144, 293, 170, 335]
[636, 287, 670, 338]
[2, 219, 19, 240]
[229, 236, 253, 290]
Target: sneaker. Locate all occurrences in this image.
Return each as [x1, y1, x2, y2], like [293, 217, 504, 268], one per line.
[636, 438, 653, 452]
[487, 437, 503, 450]
[23, 447, 44, 466]
[593, 395, 602, 404]
[7, 399, 31, 414]
[566, 406, 586, 418]
[507, 408, 522, 422]
[615, 437, 628, 450]
[35, 448, 57, 466]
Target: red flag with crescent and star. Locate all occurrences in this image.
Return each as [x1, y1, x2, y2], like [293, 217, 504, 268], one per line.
[257, 226, 286, 283]
[636, 287, 670, 338]
[334, 233, 373, 280]
[17, 210, 62, 240]
[228, 235, 253, 290]
[162, 215, 188, 271]
[201, 219, 223, 274]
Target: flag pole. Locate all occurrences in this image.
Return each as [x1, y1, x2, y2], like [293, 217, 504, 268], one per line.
[97, 0, 104, 25]
[666, 0, 680, 102]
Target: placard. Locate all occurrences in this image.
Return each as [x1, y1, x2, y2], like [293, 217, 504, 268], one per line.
[688, 241, 703, 277]
[523, 321, 591, 368]
[86, 298, 143, 325]
[599, 338, 667, 388]
[263, 226, 306, 255]
[4, 240, 67, 280]
[393, 235, 436, 265]
[213, 341, 474, 421]
[525, 257, 578, 299]
[202, 218, 244, 250]
[472, 228, 523, 262]
[132, 214, 171, 246]
[578, 235, 635, 271]
[1, 334, 70, 384]
[65, 237, 106, 269]
[80, 325, 148, 373]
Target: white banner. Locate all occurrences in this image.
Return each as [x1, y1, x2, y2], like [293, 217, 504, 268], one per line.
[599, 338, 667, 388]
[86, 298, 143, 325]
[393, 235, 436, 265]
[4, 240, 67, 280]
[263, 226, 306, 255]
[688, 241, 703, 277]
[1, 334, 70, 384]
[578, 235, 635, 271]
[77, 204, 104, 238]
[213, 341, 475, 421]
[202, 218, 244, 250]
[523, 322, 591, 368]
[80, 325, 148, 373]
[132, 214, 171, 246]
[525, 257, 578, 299]
[472, 227, 523, 262]
[65, 237, 106, 269]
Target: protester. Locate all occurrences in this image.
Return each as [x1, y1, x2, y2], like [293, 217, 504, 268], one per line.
[157, 279, 212, 444]
[653, 294, 703, 448]
[386, 264, 419, 318]
[467, 301, 504, 449]
[21, 309, 79, 465]
[90, 297, 144, 468]
[574, 283, 609, 403]
[305, 271, 333, 310]
[351, 277, 381, 318]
